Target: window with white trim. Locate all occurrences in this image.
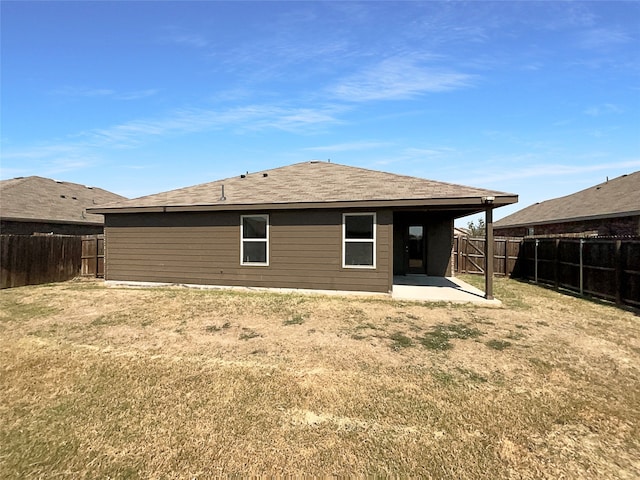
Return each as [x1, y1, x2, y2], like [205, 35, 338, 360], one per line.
[342, 213, 376, 268]
[241, 214, 269, 266]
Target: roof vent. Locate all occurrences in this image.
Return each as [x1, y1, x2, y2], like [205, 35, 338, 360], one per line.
[240, 174, 246, 178]
[219, 184, 226, 201]
[262, 173, 268, 178]
[55, 180, 63, 184]
[60, 194, 66, 199]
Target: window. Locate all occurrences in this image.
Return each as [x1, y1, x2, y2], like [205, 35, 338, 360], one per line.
[343, 213, 376, 268]
[241, 214, 269, 266]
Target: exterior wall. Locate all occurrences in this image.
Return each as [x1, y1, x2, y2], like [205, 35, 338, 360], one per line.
[425, 217, 454, 276]
[393, 212, 454, 276]
[0, 220, 104, 236]
[495, 215, 640, 238]
[104, 209, 393, 293]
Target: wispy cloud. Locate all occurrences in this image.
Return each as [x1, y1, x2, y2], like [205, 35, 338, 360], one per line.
[583, 103, 623, 116]
[329, 56, 475, 102]
[52, 86, 159, 101]
[0, 149, 98, 179]
[577, 27, 632, 50]
[370, 146, 458, 168]
[1, 103, 346, 170]
[115, 89, 160, 100]
[161, 26, 208, 48]
[303, 141, 393, 152]
[52, 87, 115, 97]
[81, 104, 344, 147]
[460, 159, 640, 185]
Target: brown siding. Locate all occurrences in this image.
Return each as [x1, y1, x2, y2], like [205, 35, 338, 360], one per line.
[105, 209, 392, 293]
[426, 217, 454, 276]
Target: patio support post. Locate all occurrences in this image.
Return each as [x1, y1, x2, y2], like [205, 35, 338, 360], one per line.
[484, 203, 494, 300]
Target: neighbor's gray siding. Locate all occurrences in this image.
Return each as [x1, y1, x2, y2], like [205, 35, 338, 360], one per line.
[104, 209, 392, 293]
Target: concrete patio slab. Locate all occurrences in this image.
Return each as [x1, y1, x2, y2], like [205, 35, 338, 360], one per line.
[392, 275, 502, 306]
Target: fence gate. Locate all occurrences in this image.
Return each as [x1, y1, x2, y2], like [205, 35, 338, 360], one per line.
[81, 234, 104, 278]
[454, 236, 523, 277]
[456, 236, 485, 274]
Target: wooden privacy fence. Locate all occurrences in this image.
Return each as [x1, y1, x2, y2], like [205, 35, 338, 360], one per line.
[81, 234, 105, 278]
[454, 236, 522, 277]
[0, 234, 82, 289]
[519, 237, 640, 309]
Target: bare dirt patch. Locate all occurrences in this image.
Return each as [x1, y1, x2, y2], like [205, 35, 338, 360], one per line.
[0, 276, 638, 478]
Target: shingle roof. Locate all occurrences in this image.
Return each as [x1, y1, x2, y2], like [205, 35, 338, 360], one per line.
[91, 161, 516, 212]
[0, 176, 127, 225]
[494, 171, 640, 228]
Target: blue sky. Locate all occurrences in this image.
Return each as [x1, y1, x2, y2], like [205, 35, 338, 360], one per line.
[1, 1, 639, 224]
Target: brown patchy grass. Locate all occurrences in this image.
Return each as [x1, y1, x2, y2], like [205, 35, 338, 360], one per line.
[0, 275, 638, 478]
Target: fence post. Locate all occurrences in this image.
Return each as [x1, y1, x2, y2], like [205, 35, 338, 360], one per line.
[615, 240, 622, 305]
[534, 239, 539, 284]
[485, 207, 494, 300]
[503, 239, 508, 277]
[461, 236, 466, 273]
[94, 237, 99, 278]
[579, 239, 584, 296]
[554, 239, 560, 289]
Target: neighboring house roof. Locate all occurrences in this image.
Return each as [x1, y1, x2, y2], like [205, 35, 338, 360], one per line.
[454, 227, 471, 236]
[90, 161, 517, 214]
[0, 176, 127, 225]
[494, 171, 640, 229]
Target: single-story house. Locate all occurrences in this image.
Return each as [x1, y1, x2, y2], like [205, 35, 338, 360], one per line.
[494, 171, 640, 237]
[0, 176, 127, 235]
[89, 161, 517, 298]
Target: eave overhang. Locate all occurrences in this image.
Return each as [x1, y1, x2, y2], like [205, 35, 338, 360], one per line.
[0, 216, 104, 226]
[494, 209, 640, 230]
[88, 195, 518, 216]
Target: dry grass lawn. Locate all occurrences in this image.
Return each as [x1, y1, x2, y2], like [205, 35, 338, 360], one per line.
[1, 275, 638, 478]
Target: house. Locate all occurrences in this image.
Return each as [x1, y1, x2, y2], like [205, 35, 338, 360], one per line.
[89, 161, 517, 298]
[494, 171, 640, 237]
[0, 176, 127, 235]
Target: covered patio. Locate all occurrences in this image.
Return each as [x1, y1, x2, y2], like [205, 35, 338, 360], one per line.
[391, 196, 502, 302]
[392, 275, 502, 305]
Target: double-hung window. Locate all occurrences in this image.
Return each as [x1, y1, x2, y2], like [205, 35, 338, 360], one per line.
[241, 214, 269, 266]
[342, 213, 376, 268]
